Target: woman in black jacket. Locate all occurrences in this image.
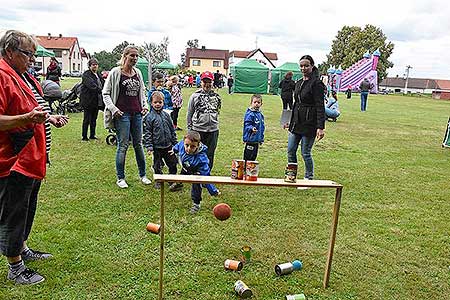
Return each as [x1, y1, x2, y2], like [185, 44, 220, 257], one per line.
[279, 71, 296, 110]
[285, 55, 325, 182]
[80, 58, 104, 140]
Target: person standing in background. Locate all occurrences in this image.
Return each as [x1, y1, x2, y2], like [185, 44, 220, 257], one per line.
[46, 57, 61, 85]
[168, 75, 183, 131]
[227, 74, 234, 94]
[195, 72, 201, 88]
[80, 58, 104, 141]
[359, 78, 373, 111]
[346, 85, 352, 99]
[213, 70, 221, 89]
[279, 71, 296, 110]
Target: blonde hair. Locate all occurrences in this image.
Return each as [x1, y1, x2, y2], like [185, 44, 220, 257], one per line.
[151, 91, 164, 102]
[119, 45, 139, 67]
[170, 75, 179, 83]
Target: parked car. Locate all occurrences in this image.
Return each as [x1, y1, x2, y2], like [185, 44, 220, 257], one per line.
[62, 71, 71, 77]
[380, 89, 394, 95]
[70, 71, 82, 77]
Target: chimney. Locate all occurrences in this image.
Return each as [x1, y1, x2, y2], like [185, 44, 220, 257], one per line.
[201, 46, 206, 51]
[47, 33, 51, 40]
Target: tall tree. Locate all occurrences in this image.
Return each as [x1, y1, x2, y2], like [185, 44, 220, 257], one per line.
[93, 41, 133, 72]
[112, 41, 130, 57]
[93, 50, 118, 72]
[187, 39, 199, 49]
[322, 25, 394, 83]
[142, 36, 170, 65]
[181, 39, 200, 67]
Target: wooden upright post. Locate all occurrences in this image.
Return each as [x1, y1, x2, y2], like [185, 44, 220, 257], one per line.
[158, 183, 165, 300]
[323, 187, 342, 288]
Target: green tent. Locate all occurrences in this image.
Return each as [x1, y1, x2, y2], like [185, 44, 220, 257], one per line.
[269, 62, 302, 94]
[443, 117, 450, 148]
[230, 59, 269, 94]
[35, 45, 55, 57]
[35, 45, 55, 74]
[136, 57, 149, 85]
[155, 60, 175, 70]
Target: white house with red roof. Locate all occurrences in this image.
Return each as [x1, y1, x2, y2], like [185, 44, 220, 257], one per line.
[229, 49, 278, 69]
[35, 33, 88, 75]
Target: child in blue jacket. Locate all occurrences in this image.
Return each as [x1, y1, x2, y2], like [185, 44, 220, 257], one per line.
[242, 94, 265, 161]
[148, 72, 173, 112]
[171, 131, 220, 213]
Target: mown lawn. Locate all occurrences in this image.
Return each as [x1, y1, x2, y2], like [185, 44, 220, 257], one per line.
[1, 84, 449, 300]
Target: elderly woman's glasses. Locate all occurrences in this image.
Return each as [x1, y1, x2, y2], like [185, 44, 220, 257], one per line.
[17, 48, 36, 59]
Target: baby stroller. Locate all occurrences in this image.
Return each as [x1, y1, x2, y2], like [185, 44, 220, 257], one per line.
[62, 82, 82, 113]
[41, 80, 82, 114]
[41, 80, 62, 113]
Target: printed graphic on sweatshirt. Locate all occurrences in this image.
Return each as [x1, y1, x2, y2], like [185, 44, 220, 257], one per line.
[122, 76, 140, 97]
[195, 93, 221, 114]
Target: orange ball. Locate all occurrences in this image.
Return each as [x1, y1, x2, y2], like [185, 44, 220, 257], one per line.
[213, 203, 232, 221]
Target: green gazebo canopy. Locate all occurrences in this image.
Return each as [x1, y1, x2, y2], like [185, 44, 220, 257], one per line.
[270, 62, 302, 95]
[155, 60, 175, 70]
[136, 57, 149, 85]
[230, 59, 269, 94]
[35, 45, 55, 57]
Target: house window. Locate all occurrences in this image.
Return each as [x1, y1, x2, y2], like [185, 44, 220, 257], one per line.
[78, 53, 80, 59]
[53, 50, 62, 57]
[73, 63, 76, 70]
[78, 63, 81, 70]
[213, 60, 221, 67]
[192, 59, 201, 66]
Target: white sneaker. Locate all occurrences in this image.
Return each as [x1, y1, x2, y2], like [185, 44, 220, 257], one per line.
[117, 179, 128, 189]
[140, 176, 152, 185]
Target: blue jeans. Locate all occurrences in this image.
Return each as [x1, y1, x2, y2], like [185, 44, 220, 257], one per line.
[325, 107, 340, 118]
[287, 132, 316, 179]
[114, 112, 146, 180]
[360, 92, 369, 111]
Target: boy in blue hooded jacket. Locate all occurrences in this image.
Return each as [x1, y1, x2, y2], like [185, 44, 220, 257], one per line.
[148, 72, 173, 112]
[171, 131, 220, 213]
[242, 94, 265, 161]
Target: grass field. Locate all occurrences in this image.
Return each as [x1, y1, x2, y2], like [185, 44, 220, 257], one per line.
[1, 80, 449, 299]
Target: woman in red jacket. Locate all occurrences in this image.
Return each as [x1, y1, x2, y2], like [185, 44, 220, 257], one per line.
[0, 30, 59, 285]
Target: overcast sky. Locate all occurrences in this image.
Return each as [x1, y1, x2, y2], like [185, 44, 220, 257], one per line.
[2, 0, 450, 79]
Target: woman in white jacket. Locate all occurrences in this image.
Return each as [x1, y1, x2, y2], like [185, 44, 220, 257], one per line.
[102, 45, 151, 188]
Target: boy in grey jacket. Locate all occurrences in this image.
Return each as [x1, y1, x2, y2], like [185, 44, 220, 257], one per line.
[143, 91, 179, 190]
[186, 71, 221, 170]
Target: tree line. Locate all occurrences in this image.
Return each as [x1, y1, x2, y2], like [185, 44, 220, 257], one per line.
[93, 38, 170, 72]
[92, 25, 394, 84]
